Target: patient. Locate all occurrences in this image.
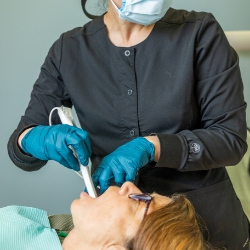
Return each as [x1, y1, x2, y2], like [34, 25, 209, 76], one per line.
[0, 182, 211, 249]
[63, 182, 212, 250]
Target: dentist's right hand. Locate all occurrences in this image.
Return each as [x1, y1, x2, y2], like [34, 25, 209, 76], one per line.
[19, 125, 91, 171]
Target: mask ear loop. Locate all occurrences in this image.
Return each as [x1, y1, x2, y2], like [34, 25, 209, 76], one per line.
[110, 0, 119, 11]
[81, 0, 99, 19]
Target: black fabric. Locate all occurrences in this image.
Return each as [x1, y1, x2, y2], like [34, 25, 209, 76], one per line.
[185, 178, 249, 249]
[8, 125, 47, 171]
[8, 9, 247, 172]
[7, 8, 249, 248]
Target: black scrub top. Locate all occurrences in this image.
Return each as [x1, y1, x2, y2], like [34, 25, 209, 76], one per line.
[8, 8, 249, 248]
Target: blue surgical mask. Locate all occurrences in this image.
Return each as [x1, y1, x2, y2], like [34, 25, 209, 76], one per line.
[110, 0, 173, 26]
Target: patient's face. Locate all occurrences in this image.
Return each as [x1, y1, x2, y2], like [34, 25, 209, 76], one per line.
[64, 182, 171, 250]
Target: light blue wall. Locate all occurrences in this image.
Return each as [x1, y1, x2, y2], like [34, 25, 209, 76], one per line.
[0, 0, 249, 214]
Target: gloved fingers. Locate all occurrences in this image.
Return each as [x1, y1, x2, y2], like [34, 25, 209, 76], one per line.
[113, 172, 126, 187]
[54, 140, 80, 171]
[91, 166, 104, 189]
[49, 148, 75, 170]
[84, 187, 88, 194]
[111, 159, 138, 183]
[71, 142, 90, 166]
[125, 168, 138, 183]
[63, 153, 80, 171]
[111, 164, 126, 185]
[99, 166, 114, 194]
[66, 131, 92, 166]
[58, 158, 72, 169]
[75, 129, 92, 155]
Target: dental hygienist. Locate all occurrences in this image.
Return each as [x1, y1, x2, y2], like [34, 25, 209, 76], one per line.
[8, 0, 249, 248]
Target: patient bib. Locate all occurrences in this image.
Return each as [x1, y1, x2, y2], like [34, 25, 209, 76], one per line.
[0, 206, 62, 250]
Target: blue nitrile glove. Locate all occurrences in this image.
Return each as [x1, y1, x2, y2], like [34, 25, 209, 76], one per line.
[92, 137, 155, 194]
[21, 125, 92, 171]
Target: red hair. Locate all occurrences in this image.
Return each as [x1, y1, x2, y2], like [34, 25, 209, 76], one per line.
[129, 194, 214, 250]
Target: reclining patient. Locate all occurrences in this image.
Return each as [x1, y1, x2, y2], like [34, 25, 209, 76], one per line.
[0, 182, 211, 250]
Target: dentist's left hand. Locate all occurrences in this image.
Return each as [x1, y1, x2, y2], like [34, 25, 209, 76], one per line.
[20, 124, 91, 171]
[92, 137, 155, 194]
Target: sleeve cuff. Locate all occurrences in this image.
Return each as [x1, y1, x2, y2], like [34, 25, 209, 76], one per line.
[155, 133, 188, 170]
[8, 125, 47, 171]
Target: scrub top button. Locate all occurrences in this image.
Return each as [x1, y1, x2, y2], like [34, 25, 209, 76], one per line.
[130, 130, 135, 136]
[125, 50, 130, 56]
[128, 89, 133, 95]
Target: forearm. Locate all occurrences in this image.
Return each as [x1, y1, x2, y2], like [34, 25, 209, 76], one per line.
[18, 127, 33, 150]
[155, 119, 247, 172]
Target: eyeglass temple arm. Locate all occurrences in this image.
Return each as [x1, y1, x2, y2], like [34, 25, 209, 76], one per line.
[143, 201, 151, 218]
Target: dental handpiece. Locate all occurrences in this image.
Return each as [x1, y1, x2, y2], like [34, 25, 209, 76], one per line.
[57, 107, 97, 198]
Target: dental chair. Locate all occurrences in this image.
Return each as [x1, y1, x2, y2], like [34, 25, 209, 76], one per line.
[48, 214, 73, 244]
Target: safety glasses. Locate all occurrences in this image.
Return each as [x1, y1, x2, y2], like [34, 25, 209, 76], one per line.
[128, 193, 153, 219]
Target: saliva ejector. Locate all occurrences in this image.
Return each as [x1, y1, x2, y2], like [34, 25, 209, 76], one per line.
[49, 106, 97, 198]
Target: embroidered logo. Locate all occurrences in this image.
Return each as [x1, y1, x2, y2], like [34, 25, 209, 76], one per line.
[190, 143, 200, 153]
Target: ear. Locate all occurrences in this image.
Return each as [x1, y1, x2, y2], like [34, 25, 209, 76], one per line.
[106, 245, 127, 250]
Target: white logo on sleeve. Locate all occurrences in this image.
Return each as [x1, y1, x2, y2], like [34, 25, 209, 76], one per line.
[190, 143, 200, 153]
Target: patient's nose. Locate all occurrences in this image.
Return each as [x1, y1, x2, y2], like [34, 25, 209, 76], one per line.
[119, 181, 141, 196]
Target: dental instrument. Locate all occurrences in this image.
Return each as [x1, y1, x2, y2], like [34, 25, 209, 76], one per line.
[49, 106, 97, 198]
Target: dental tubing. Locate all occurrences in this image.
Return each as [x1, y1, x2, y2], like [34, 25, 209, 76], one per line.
[49, 106, 97, 198]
